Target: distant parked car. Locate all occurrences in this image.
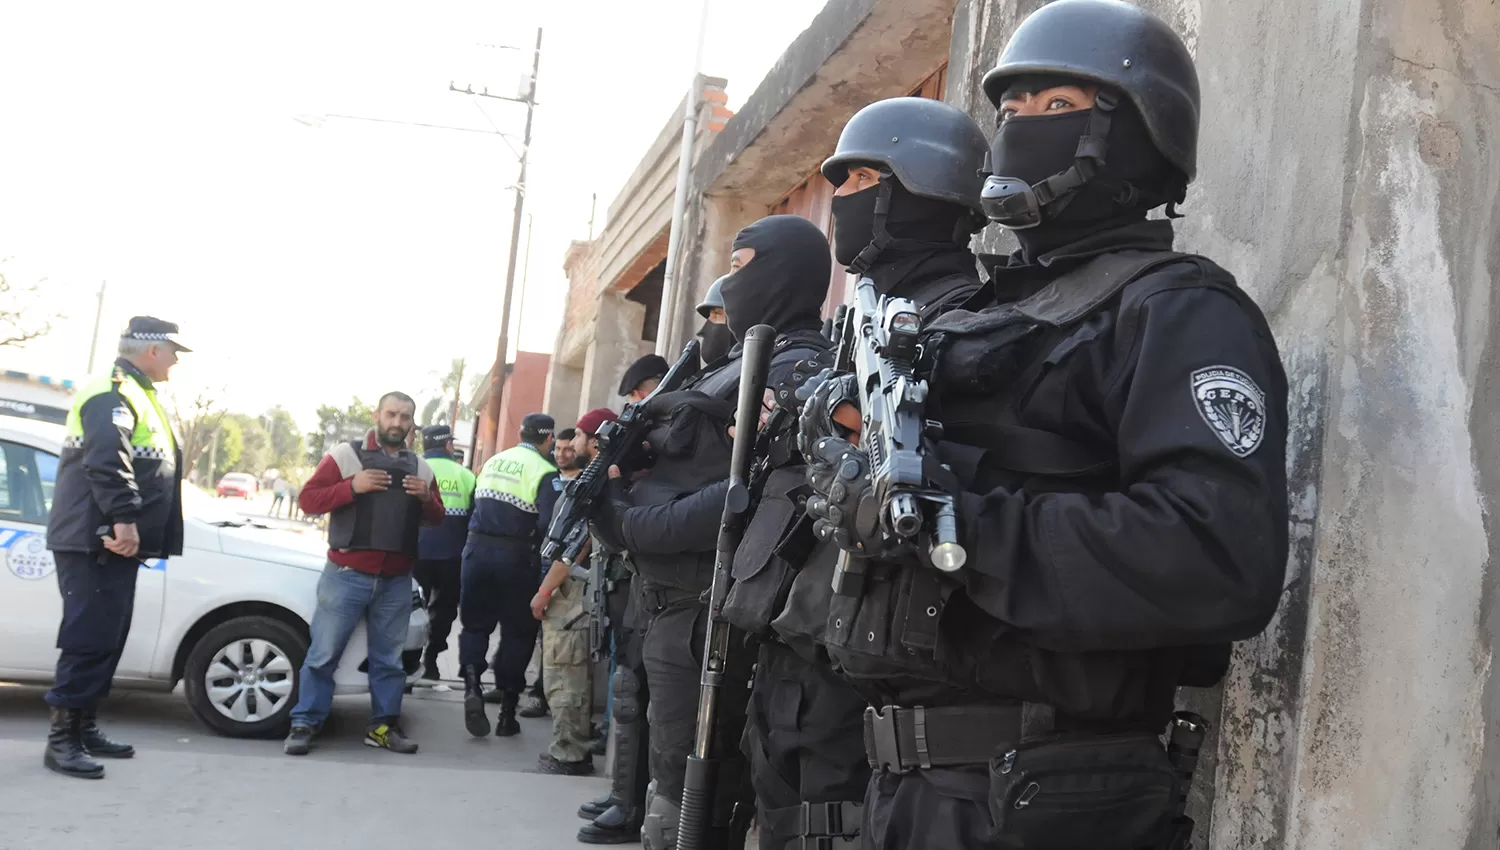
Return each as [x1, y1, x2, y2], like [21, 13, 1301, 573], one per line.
[216, 473, 259, 499]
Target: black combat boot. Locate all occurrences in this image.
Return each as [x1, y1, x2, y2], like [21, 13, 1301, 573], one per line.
[578, 794, 614, 820]
[419, 651, 441, 683]
[44, 707, 104, 779]
[578, 804, 644, 845]
[463, 666, 491, 737]
[79, 707, 134, 758]
[494, 690, 521, 737]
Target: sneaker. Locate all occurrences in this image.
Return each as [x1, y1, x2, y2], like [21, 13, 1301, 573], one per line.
[482, 688, 506, 705]
[536, 754, 595, 776]
[518, 693, 549, 718]
[364, 724, 418, 754]
[283, 725, 314, 756]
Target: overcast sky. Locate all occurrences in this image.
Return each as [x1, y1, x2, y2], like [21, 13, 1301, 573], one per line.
[0, 1, 820, 428]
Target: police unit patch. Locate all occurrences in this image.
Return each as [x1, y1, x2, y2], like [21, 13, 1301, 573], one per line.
[1190, 366, 1265, 457]
[111, 406, 135, 429]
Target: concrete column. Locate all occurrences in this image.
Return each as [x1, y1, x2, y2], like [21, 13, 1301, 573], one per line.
[580, 293, 647, 414]
[950, 0, 1500, 846]
[542, 362, 584, 435]
[671, 192, 767, 353]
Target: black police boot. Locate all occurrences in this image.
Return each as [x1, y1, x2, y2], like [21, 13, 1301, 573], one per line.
[463, 666, 491, 737]
[577, 804, 644, 845]
[494, 690, 521, 737]
[578, 794, 614, 820]
[79, 707, 134, 758]
[419, 650, 441, 683]
[43, 708, 104, 780]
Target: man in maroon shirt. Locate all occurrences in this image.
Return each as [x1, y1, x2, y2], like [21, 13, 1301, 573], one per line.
[283, 392, 444, 756]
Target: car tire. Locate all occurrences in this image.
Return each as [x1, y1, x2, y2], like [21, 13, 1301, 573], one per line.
[183, 616, 308, 739]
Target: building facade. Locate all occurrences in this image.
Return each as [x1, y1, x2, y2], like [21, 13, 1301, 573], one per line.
[542, 0, 1500, 847]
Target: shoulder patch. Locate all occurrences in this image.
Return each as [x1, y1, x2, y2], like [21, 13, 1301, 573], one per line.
[1190, 366, 1266, 457]
[111, 406, 136, 430]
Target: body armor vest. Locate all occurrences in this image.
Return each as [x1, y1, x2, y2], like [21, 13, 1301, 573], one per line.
[327, 443, 426, 555]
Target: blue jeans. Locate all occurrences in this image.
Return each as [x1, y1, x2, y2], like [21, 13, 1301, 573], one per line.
[290, 562, 412, 729]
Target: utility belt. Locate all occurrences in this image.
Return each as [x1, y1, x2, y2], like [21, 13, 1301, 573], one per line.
[466, 531, 534, 550]
[759, 801, 862, 850]
[637, 582, 706, 615]
[862, 704, 1205, 850]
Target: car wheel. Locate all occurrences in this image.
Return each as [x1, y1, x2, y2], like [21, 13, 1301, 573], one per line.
[183, 616, 307, 739]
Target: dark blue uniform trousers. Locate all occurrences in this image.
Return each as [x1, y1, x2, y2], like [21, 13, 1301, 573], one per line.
[457, 540, 541, 692]
[46, 551, 139, 709]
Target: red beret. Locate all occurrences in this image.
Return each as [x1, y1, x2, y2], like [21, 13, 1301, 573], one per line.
[575, 408, 619, 437]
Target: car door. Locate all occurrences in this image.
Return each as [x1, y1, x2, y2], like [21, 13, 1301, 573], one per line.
[0, 438, 66, 672]
[0, 439, 166, 680]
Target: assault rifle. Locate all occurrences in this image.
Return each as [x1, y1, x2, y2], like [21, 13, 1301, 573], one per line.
[541, 340, 701, 641]
[829, 277, 966, 596]
[677, 324, 776, 850]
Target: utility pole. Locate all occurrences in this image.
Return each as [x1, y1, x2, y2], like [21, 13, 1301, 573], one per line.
[453, 26, 542, 464]
[86, 281, 106, 374]
[653, 0, 712, 356]
[588, 193, 597, 239]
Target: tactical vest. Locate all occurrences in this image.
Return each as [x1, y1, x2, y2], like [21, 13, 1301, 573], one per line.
[822, 250, 1235, 723]
[722, 286, 967, 638]
[632, 331, 828, 593]
[65, 369, 177, 463]
[326, 441, 433, 555]
[475, 443, 554, 516]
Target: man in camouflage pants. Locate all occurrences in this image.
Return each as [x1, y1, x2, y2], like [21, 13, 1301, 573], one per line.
[534, 568, 594, 775]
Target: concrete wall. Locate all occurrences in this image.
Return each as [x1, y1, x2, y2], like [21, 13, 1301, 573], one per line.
[948, 0, 1498, 846]
[493, 351, 550, 455]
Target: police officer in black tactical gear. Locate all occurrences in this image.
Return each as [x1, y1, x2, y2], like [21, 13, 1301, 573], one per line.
[798, 3, 1290, 848]
[695, 275, 735, 365]
[605, 214, 833, 850]
[718, 97, 990, 850]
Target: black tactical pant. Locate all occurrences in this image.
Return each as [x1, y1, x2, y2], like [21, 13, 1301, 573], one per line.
[863, 768, 992, 850]
[605, 575, 651, 814]
[744, 641, 870, 850]
[46, 551, 139, 709]
[413, 556, 461, 661]
[640, 586, 753, 821]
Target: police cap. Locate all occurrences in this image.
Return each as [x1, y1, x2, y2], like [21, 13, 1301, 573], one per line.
[421, 424, 453, 452]
[520, 413, 555, 443]
[122, 316, 192, 352]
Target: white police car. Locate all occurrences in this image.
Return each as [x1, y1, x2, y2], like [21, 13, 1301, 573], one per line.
[0, 416, 430, 738]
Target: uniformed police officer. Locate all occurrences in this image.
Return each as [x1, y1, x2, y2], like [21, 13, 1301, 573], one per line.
[459, 413, 560, 737]
[720, 97, 990, 850]
[415, 424, 476, 681]
[799, 3, 1290, 847]
[695, 275, 734, 365]
[606, 215, 834, 850]
[44, 316, 188, 779]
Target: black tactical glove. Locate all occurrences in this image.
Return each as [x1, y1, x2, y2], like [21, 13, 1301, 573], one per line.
[796, 368, 861, 461]
[804, 435, 892, 557]
[773, 350, 834, 416]
[590, 476, 632, 553]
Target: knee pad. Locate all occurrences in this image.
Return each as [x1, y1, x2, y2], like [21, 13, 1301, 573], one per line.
[641, 779, 681, 850]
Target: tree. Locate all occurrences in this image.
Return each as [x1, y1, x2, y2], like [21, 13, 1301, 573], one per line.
[0, 261, 59, 348]
[262, 407, 304, 474]
[307, 397, 374, 464]
[422, 358, 476, 426]
[173, 391, 229, 482]
[225, 413, 270, 477]
[210, 418, 244, 481]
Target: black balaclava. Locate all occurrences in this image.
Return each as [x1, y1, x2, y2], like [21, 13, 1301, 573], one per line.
[720, 215, 832, 342]
[696, 319, 735, 363]
[989, 78, 1183, 261]
[831, 180, 966, 268]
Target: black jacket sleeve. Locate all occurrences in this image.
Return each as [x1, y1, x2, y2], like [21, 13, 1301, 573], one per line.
[78, 391, 142, 524]
[535, 471, 561, 539]
[621, 478, 731, 555]
[957, 282, 1288, 652]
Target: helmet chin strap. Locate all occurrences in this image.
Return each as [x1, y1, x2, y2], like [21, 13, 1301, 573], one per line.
[846, 172, 894, 276]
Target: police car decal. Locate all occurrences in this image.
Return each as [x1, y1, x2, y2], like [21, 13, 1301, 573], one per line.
[3, 530, 56, 580]
[1190, 366, 1265, 458]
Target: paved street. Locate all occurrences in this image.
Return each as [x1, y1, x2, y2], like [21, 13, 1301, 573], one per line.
[0, 676, 609, 849]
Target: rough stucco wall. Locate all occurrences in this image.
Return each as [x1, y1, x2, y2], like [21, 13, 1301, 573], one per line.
[950, 0, 1499, 847]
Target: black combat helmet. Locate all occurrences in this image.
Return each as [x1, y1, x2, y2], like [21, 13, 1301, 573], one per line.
[979, 0, 1200, 228]
[696, 274, 728, 319]
[821, 97, 989, 272]
[822, 97, 990, 213]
